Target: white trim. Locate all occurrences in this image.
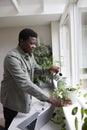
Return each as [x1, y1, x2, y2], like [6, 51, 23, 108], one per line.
[51, 21, 60, 66]
[11, 0, 21, 13]
[60, 3, 81, 86]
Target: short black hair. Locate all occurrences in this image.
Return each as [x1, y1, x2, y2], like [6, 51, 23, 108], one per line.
[19, 28, 38, 42]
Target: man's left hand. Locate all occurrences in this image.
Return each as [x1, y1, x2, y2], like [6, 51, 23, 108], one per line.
[49, 66, 60, 74]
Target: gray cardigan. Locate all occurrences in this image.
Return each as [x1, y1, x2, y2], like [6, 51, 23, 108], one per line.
[1, 45, 49, 113]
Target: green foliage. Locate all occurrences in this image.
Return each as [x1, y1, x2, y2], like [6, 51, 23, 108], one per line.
[50, 87, 68, 130]
[34, 43, 52, 68]
[76, 79, 83, 96]
[50, 88, 68, 104]
[83, 93, 87, 99]
[75, 117, 78, 130]
[51, 107, 66, 130]
[72, 107, 78, 115]
[84, 109, 87, 115]
[51, 79, 86, 130]
[34, 43, 53, 84]
[71, 107, 87, 130]
[71, 80, 87, 130]
[82, 117, 87, 130]
[81, 107, 84, 120]
[50, 85, 75, 130]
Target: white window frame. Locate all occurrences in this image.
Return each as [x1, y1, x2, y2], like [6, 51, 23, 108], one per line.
[59, 3, 81, 87]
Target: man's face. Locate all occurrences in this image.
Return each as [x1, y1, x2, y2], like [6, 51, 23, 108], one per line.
[22, 36, 37, 55]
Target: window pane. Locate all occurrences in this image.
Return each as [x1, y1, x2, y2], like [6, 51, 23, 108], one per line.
[80, 12, 87, 89]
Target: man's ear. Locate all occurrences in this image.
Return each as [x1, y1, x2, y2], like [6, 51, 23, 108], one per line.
[20, 39, 23, 43]
[20, 39, 24, 45]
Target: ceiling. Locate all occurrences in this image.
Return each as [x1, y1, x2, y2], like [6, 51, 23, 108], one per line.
[0, 0, 68, 28]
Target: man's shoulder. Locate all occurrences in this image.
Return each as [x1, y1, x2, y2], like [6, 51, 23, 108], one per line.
[7, 48, 19, 56]
[5, 47, 21, 59]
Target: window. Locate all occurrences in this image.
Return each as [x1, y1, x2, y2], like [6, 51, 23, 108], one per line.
[80, 11, 87, 89]
[59, 3, 80, 87]
[60, 16, 71, 84]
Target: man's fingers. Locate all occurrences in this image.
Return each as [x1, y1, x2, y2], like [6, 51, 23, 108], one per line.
[63, 99, 72, 106]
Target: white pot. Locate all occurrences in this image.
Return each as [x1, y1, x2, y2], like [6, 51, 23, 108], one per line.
[65, 88, 77, 104]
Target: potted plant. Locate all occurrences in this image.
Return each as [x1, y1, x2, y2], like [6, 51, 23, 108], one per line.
[50, 79, 83, 130]
[50, 87, 68, 130]
[51, 107, 66, 130]
[56, 76, 78, 104]
[64, 87, 77, 104]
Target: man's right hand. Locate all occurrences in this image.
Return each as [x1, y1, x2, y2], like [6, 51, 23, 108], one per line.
[48, 97, 72, 107]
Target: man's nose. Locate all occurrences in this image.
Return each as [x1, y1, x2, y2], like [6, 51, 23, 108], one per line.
[32, 44, 36, 48]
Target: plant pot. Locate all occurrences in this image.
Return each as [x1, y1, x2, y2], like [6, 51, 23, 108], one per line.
[65, 88, 77, 104]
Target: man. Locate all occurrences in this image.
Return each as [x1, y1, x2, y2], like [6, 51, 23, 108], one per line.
[1, 28, 71, 130]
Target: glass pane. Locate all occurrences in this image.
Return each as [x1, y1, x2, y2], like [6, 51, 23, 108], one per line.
[60, 17, 71, 84]
[80, 11, 87, 88]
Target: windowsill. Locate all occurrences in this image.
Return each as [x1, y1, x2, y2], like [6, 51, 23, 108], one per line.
[63, 102, 82, 130]
[77, 89, 87, 108]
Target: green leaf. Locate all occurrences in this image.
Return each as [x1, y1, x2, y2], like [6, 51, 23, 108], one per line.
[54, 109, 61, 114]
[76, 84, 79, 86]
[84, 109, 87, 115]
[61, 127, 66, 130]
[82, 122, 87, 130]
[81, 107, 84, 119]
[84, 117, 87, 123]
[72, 107, 78, 115]
[80, 79, 83, 86]
[75, 117, 78, 130]
[84, 93, 87, 99]
[51, 118, 62, 124]
[61, 123, 66, 128]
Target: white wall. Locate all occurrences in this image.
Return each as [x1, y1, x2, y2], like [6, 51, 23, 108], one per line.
[0, 25, 51, 85]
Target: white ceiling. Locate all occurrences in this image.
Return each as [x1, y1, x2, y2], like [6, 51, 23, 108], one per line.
[0, 0, 68, 28]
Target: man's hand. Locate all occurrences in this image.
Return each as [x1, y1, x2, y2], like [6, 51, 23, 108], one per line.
[48, 97, 61, 107]
[62, 99, 72, 107]
[48, 97, 72, 107]
[49, 66, 60, 74]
